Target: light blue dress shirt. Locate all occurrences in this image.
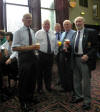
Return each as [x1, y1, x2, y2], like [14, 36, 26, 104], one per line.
[55, 32, 62, 40]
[60, 29, 76, 44]
[12, 26, 36, 48]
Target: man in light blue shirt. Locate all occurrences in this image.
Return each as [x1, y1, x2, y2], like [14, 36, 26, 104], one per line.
[12, 13, 39, 111]
[55, 23, 62, 41]
[60, 21, 75, 44]
[59, 20, 75, 96]
[54, 23, 63, 86]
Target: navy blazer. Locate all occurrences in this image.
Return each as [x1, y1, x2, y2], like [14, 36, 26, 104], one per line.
[71, 28, 97, 71]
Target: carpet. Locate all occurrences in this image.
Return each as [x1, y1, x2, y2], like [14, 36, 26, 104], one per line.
[0, 60, 100, 112]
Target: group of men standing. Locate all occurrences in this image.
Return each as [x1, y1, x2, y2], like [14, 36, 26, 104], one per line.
[54, 16, 97, 111]
[11, 13, 97, 111]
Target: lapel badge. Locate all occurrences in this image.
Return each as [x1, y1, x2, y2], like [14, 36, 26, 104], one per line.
[88, 42, 91, 47]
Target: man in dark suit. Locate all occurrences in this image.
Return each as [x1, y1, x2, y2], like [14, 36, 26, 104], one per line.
[70, 16, 97, 111]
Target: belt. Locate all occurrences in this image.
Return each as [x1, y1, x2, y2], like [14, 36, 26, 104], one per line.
[74, 54, 83, 57]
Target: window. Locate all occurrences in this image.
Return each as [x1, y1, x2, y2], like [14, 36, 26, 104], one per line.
[79, 0, 88, 8]
[4, 0, 29, 32]
[41, 9, 56, 30]
[41, 0, 54, 9]
[6, 4, 29, 32]
[40, 0, 56, 30]
[6, 0, 28, 5]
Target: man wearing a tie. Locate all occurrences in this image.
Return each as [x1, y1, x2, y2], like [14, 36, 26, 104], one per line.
[12, 13, 39, 111]
[54, 23, 62, 86]
[59, 20, 75, 95]
[70, 16, 97, 111]
[55, 23, 62, 41]
[35, 20, 57, 93]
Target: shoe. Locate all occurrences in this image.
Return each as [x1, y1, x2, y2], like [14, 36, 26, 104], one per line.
[70, 98, 83, 103]
[20, 103, 28, 111]
[82, 103, 91, 110]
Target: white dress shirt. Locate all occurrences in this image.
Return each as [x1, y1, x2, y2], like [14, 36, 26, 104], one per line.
[74, 28, 84, 54]
[1, 41, 18, 59]
[35, 29, 58, 54]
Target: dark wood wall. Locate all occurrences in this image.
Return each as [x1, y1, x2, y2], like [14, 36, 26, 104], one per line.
[55, 0, 69, 30]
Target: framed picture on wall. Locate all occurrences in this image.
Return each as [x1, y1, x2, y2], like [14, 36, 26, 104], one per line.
[93, 3, 98, 17]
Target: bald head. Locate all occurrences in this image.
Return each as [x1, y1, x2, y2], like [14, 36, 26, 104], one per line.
[55, 23, 61, 33]
[22, 13, 32, 20]
[43, 19, 50, 32]
[22, 13, 32, 27]
[63, 20, 72, 31]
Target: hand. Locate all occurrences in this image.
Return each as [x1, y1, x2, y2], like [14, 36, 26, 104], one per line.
[64, 42, 69, 48]
[63, 47, 67, 52]
[28, 45, 40, 50]
[35, 44, 40, 50]
[5, 58, 11, 64]
[81, 54, 88, 62]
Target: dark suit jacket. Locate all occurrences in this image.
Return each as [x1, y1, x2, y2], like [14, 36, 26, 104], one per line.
[71, 28, 97, 71]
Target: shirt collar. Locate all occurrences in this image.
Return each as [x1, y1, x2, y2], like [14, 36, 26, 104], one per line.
[78, 27, 84, 33]
[56, 32, 61, 34]
[42, 28, 50, 33]
[22, 26, 31, 30]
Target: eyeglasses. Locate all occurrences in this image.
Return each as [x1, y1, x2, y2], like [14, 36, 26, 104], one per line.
[24, 18, 32, 21]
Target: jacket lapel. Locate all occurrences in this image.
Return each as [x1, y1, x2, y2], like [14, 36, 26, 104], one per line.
[82, 28, 88, 50]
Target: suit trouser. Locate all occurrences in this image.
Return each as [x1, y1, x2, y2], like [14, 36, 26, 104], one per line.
[18, 51, 36, 103]
[55, 53, 62, 84]
[73, 57, 91, 104]
[37, 51, 53, 90]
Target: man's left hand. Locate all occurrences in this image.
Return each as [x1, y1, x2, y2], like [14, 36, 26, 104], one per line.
[81, 54, 88, 62]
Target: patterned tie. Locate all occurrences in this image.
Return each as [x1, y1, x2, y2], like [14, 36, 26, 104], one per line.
[46, 32, 51, 53]
[27, 27, 32, 45]
[75, 31, 80, 53]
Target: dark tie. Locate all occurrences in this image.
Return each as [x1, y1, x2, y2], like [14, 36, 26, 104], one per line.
[62, 32, 68, 43]
[75, 31, 80, 53]
[46, 32, 51, 53]
[27, 27, 32, 45]
[64, 32, 68, 40]
[57, 33, 60, 40]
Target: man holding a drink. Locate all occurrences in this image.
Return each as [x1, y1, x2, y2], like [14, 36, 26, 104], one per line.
[58, 20, 75, 99]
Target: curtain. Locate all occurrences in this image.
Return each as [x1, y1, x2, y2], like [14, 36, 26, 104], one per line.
[28, 0, 41, 32]
[54, 0, 69, 30]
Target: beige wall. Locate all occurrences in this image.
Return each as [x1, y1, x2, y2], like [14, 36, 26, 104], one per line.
[69, 0, 100, 25]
